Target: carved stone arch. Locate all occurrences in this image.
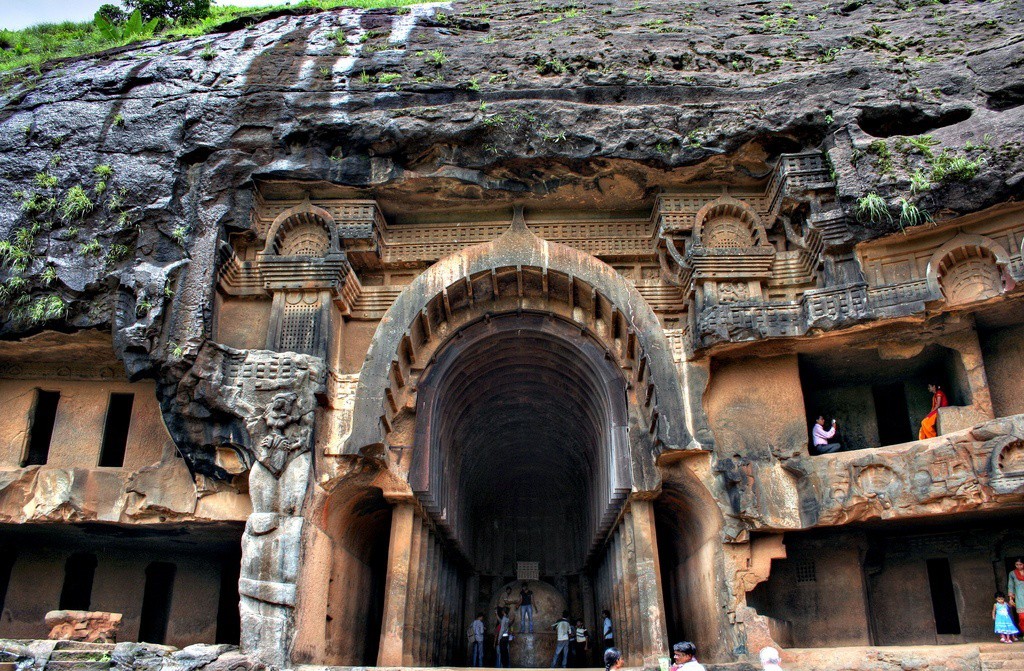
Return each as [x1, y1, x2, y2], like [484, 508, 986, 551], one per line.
[262, 200, 340, 257]
[344, 207, 696, 469]
[925, 233, 1011, 305]
[692, 196, 768, 248]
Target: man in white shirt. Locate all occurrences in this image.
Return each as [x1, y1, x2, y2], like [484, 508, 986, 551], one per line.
[601, 610, 614, 652]
[810, 415, 841, 454]
[551, 611, 572, 668]
[670, 641, 706, 671]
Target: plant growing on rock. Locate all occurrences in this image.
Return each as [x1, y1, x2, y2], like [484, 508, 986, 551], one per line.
[25, 294, 67, 324]
[909, 169, 930, 195]
[856, 192, 891, 224]
[171, 225, 190, 246]
[930, 151, 981, 181]
[897, 198, 931, 229]
[34, 172, 58, 189]
[59, 186, 94, 221]
[79, 239, 102, 256]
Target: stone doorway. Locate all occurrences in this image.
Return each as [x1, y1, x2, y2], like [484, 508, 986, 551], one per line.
[292, 211, 714, 670]
[377, 311, 667, 668]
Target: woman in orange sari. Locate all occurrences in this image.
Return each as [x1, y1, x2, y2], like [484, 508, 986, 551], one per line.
[918, 383, 949, 439]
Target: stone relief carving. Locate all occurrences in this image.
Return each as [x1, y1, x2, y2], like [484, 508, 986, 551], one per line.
[940, 255, 1003, 305]
[793, 415, 1024, 527]
[718, 282, 749, 303]
[175, 342, 325, 668]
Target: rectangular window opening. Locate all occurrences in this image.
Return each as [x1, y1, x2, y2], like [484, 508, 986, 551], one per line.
[98, 393, 134, 467]
[59, 552, 97, 611]
[139, 561, 176, 644]
[215, 553, 241, 645]
[0, 549, 16, 615]
[22, 390, 60, 467]
[926, 557, 961, 635]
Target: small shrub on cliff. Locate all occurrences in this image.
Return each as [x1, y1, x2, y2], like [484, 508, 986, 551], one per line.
[34, 172, 58, 189]
[930, 151, 981, 182]
[26, 295, 68, 324]
[59, 186, 94, 221]
[856, 193, 891, 224]
[897, 198, 931, 229]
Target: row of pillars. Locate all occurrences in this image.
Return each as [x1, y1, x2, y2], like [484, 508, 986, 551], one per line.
[594, 500, 668, 670]
[378, 503, 465, 667]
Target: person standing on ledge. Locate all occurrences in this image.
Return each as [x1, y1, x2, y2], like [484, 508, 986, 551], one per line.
[519, 582, 536, 634]
[571, 618, 589, 667]
[919, 383, 949, 439]
[810, 416, 841, 454]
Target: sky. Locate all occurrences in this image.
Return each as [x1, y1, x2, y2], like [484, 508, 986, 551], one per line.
[0, 0, 287, 30]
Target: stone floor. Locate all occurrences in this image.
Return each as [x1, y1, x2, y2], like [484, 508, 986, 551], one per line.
[5, 640, 1024, 671]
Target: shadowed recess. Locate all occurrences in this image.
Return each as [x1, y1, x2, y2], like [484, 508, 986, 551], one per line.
[411, 313, 631, 575]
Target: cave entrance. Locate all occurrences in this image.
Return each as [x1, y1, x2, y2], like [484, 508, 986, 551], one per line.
[317, 218, 706, 669]
[389, 312, 666, 668]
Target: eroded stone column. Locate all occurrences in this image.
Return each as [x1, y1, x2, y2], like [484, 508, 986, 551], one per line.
[612, 529, 627, 661]
[411, 525, 430, 664]
[378, 503, 415, 666]
[402, 514, 424, 665]
[631, 500, 669, 669]
[621, 510, 642, 664]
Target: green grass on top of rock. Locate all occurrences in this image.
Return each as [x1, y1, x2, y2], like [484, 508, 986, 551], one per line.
[0, 0, 427, 75]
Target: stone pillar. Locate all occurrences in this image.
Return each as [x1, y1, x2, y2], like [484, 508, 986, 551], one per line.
[429, 537, 443, 663]
[402, 514, 424, 665]
[378, 503, 416, 666]
[421, 534, 438, 663]
[612, 529, 627, 661]
[465, 572, 480, 664]
[942, 327, 995, 420]
[631, 500, 669, 670]
[621, 511, 642, 665]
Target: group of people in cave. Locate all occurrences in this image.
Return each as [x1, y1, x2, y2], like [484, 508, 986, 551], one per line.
[472, 582, 711, 670]
[809, 382, 949, 454]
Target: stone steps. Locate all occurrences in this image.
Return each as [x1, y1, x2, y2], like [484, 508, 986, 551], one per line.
[980, 644, 1024, 671]
[45, 641, 114, 670]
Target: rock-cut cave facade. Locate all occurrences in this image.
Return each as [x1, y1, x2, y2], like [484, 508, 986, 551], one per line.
[1, 2, 1024, 671]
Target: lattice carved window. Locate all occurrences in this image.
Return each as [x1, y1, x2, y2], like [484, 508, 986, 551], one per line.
[794, 558, 817, 583]
[703, 216, 754, 248]
[938, 247, 1002, 306]
[280, 291, 320, 353]
[278, 222, 330, 257]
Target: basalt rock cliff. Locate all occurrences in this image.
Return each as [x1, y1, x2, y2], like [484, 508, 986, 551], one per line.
[0, 0, 1021, 441]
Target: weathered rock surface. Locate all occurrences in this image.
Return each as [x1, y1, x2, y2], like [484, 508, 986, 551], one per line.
[0, 0, 1021, 390]
[45, 611, 122, 644]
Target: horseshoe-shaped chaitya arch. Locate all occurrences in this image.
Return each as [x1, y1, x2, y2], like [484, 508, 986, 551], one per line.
[344, 205, 698, 467]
